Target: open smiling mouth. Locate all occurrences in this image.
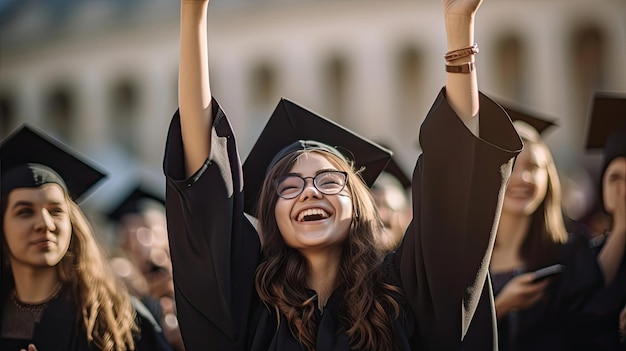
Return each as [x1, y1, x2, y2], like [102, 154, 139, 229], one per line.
[297, 208, 330, 222]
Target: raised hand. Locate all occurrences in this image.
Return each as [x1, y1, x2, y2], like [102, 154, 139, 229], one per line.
[442, 0, 483, 18]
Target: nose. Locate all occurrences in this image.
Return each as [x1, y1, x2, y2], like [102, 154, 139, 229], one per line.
[299, 178, 322, 199]
[35, 209, 56, 232]
[520, 169, 533, 183]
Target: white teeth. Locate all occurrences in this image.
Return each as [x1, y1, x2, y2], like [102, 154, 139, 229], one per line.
[297, 208, 329, 222]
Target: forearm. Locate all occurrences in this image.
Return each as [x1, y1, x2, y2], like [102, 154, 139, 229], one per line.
[179, 0, 213, 176]
[444, 13, 479, 136]
[597, 226, 626, 285]
[494, 295, 511, 320]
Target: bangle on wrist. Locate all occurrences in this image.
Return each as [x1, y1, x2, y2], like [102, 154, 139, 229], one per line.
[445, 43, 479, 62]
[445, 62, 474, 74]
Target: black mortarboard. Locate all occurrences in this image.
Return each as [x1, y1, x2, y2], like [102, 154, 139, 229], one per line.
[383, 158, 412, 189]
[242, 98, 393, 215]
[584, 92, 626, 195]
[499, 101, 558, 135]
[107, 185, 165, 222]
[1, 124, 106, 202]
[372, 141, 412, 189]
[585, 92, 626, 151]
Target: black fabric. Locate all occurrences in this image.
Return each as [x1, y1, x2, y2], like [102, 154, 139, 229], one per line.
[491, 231, 625, 351]
[0, 285, 173, 351]
[242, 98, 393, 216]
[0, 124, 106, 202]
[163, 88, 522, 351]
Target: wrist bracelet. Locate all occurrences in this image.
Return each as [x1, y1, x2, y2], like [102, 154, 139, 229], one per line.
[445, 43, 479, 62]
[445, 62, 474, 74]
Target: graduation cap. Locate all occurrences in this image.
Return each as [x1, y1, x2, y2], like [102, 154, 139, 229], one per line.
[242, 98, 393, 215]
[372, 141, 412, 189]
[382, 158, 411, 189]
[498, 101, 558, 135]
[584, 92, 626, 189]
[107, 185, 165, 223]
[585, 92, 626, 151]
[1, 124, 106, 202]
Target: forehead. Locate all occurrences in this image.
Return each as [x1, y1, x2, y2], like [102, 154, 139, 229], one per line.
[606, 157, 626, 173]
[289, 152, 340, 174]
[7, 183, 67, 204]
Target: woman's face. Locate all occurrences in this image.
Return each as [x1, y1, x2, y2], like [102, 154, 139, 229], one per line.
[603, 157, 626, 215]
[274, 152, 353, 251]
[503, 143, 549, 216]
[3, 183, 72, 270]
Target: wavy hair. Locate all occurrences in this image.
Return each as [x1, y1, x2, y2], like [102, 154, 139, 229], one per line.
[60, 198, 139, 351]
[514, 121, 568, 270]
[1, 190, 138, 351]
[255, 149, 402, 351]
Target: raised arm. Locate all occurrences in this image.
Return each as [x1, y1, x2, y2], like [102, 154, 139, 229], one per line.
[443, 0, 482, 136]
[179, 0, 213, 177]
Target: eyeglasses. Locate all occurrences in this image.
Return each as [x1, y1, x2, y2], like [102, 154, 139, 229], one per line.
[274, 170, 348, 199]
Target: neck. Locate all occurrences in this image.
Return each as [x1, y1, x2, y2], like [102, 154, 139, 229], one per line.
[302, 246, 342, 309]
[492, 211, 531, 271]
[10, 263, 62, 304]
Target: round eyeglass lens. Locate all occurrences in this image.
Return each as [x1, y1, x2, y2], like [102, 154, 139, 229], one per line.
[275, 171, 347, 199]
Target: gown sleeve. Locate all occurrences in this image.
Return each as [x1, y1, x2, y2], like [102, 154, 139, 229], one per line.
[396, 88, 522, 350]
[163, 100, 260, 351]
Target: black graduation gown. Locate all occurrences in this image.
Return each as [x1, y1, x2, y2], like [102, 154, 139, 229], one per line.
[163, 88, 522, 351]
[492, 232, 625, 351]
[0, 284, 174, 351]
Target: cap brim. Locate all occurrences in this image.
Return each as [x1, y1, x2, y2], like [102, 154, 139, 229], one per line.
[1, 124, 106, 201]
[242, 98, 392, 215]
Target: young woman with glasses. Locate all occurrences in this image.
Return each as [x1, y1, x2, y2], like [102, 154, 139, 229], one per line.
[163, 0, 522, 350]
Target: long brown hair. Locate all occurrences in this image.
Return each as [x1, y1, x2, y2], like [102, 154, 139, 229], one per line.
[514, 122, 568, 270]
[60, 198, 139, 351]
[255, 149, 402, 351]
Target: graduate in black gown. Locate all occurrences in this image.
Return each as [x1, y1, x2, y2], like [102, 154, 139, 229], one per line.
[163, 0, 523, 350]
[0, 125, 173, 351]
[583, 93, 626, 350]
[488, 105, 626, 350]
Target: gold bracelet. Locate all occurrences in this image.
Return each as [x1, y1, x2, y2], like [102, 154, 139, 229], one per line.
[445, 62, 474, 74]
[444, 43, 479, 62]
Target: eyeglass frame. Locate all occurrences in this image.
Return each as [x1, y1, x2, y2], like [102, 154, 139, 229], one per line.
[273, 170, 349, 199]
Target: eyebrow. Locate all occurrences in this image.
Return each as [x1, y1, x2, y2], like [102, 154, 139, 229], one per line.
[285, 168, 339, 177]
[10, 200, 64, 210]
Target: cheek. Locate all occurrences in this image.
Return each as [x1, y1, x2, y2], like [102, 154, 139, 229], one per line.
[535, 172, 549, 199]
[335, 195, 354, 220]
[56, 218, 73, 252]
[274, 200, 291, 234]
[603, 183, 617, 212]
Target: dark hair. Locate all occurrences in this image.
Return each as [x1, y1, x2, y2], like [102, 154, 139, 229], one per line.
[254, 149, 402, 351]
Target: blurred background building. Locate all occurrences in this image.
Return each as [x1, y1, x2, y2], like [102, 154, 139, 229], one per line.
[1, 0, 625, 232]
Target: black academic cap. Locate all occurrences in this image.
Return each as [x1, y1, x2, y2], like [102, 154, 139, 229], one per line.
[383, 158, 412, 189]
[242, 98, 393, 215]
[107, 185, 165, 222]
[499, 101, 558, 135]
[585, 92, 626, 150]
[0, 124, 106, 201]
[584, 92, 626, 212]
[373, 141, 412, 189]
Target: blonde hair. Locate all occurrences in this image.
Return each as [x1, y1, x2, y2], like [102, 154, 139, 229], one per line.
[514, 121, 568, 269]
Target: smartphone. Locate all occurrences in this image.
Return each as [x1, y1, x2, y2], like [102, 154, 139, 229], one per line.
[531, 264, 564, 283]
